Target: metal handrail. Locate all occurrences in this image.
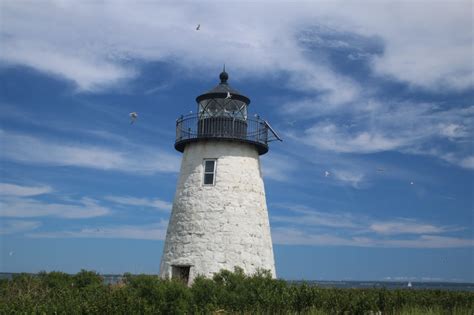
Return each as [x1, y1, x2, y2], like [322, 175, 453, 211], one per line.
[175, 113, 271, 149]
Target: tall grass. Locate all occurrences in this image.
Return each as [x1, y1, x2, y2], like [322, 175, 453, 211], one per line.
[1, 268, 473, 314]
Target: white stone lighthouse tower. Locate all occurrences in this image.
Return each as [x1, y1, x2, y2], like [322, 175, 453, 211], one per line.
[160, 69, 280, 285]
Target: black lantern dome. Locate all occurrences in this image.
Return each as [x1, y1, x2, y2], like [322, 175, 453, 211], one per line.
[174, 69, 281, 155]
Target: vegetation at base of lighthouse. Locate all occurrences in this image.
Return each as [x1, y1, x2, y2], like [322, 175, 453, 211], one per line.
[1, 268, 473, 314]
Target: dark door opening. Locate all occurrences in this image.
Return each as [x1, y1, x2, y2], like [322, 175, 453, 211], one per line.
[172, 265, 191, 285]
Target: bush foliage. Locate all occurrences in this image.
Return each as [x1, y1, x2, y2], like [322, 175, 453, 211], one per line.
[1, 268, 473, 314]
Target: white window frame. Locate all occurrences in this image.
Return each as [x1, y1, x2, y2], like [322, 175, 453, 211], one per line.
[203, 159, 217, 186]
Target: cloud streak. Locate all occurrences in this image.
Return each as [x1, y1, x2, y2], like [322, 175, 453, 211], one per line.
[271, 204, 472, 248]
[28, 222, 167, 240]
[289, 102, 474, 170]
[105, 196, 172, 212]
[0, 219, 41, 235]
[0, 196, 110, 219]
[2, 1, 470, 95]
[369, 220, 453, 235]
[272, 204, 358, 229]
[272, 227, 473, 248]
[0, 130, 180, 174]
[260, 153, 298, 182]
[0, 183, 53, 196]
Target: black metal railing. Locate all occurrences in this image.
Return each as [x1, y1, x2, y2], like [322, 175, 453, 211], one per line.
[175, 114, 271, 154]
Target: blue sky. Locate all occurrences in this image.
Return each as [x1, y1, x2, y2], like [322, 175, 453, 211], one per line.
[0, 1, 473, 282]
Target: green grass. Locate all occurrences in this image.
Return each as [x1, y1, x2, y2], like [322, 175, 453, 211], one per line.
[1, 268, 473, 314]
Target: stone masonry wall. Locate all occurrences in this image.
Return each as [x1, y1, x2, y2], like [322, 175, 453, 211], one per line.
[160, 140, 275, 284]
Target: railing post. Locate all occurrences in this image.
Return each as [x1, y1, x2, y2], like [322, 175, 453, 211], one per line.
[255, 119, 259, 142]
[176, 120, 180, 141]
[200, 115, 203, 137]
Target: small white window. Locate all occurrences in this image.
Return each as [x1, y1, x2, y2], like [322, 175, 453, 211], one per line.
[203, 159, 216, 185]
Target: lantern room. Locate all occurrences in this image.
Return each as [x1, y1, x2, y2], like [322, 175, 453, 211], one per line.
[195, 68, 250, 120]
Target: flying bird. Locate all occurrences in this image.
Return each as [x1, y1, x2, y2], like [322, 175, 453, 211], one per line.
[325, 171, 330, 177]
[410, 181, 414, 185]
[196, 24, 200, 30]
[377, 168, 385, 172]
[129, 112, 138, 124]
[8, 251, 13, 256]
[226, 92, 232, 99]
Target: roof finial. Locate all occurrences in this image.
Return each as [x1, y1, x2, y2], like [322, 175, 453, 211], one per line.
[219, 64, 228, 83]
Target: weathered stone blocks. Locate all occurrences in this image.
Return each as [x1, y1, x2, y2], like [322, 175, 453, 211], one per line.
[160, 140, 275, 283]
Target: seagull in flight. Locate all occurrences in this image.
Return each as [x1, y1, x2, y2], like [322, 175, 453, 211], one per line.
[226, 92, 232, 99]
[196, 24, 200, 30]
[129, 112, 138, 124]
[325, 171, 330, 177]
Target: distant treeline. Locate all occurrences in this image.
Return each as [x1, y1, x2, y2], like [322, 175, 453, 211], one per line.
[1, 268, 473, 314]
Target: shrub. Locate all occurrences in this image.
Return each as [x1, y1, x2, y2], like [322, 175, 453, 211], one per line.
[73, 269, 103, 288]
[38, 270, 73, 289]
[0, 269, 473, 314]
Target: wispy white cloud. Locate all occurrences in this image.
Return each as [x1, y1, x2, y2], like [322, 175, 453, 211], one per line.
[407, 147, 474, 171]
[367, 2, 472, 91]
[272, 227, 474, 248]
[0, 219, 41, 235]
[1, 2, 466, 107]
[3, 1, 470, 98]
[304, 122, 403, 154]
[0, 196, 110, 219]
[289, 102, 474, 170]
[272, 204, 359, 229]
[0, 183, 53, 196]
[438, 123, 469, 140]
[0, 181, 110, 219]
[369, 220, 453, 235]
[261, 153, 297, 182]
[0, 130, 180, 174]
[331, 170, 366, 188]
[0, 1, 356, 100]
[270, 204, 471, 248]
[400, 235, 474, 248]
[28, 222, 168, 240]
[272, 227, 354, 246]
[352, 235, 474, 249]
[1, 40, 136, 91]
[458, 156, 474, 170]
[105, 195, 172, 212]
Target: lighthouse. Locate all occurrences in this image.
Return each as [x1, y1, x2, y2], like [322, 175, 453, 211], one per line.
[160, 68, 280, 285]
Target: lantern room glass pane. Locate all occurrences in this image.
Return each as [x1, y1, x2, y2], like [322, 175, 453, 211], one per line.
[223, 100, 247, 119]
[206, 100, 220, 116]
[199, 98, 247, 119]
